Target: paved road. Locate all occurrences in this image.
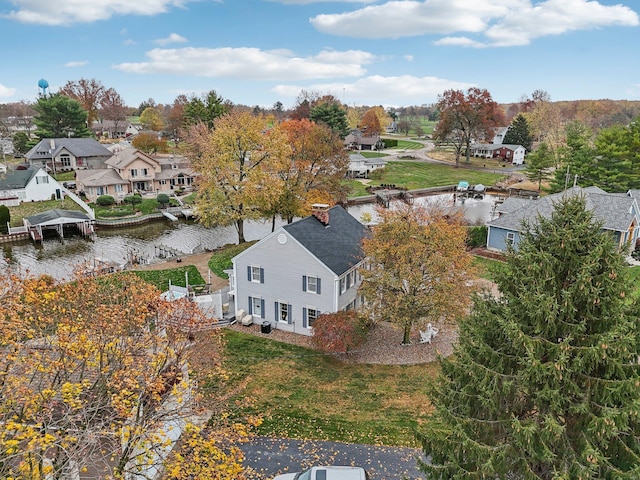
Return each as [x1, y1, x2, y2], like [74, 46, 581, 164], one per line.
[241, 436, 426, 480]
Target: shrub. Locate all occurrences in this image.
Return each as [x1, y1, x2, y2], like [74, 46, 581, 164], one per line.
[467, 225, 488, 248]
[124, 194, 143, 209]
[0, 205, 9, 233]
[310, 311, 367, 353]
[382, 138, 398, 148]
[156, 193, 170, 208]
[96, 195, 115, 207]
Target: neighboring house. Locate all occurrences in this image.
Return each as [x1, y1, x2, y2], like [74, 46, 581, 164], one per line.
[231, 204, 369, 336]
[0, 168, 63, 207]
[76, 168, 130, 202]
[345, 130, 384, 151]
[492, 126, 509, 144]
[25, 138, 113, 172]
[487, 186, 640, 252]
[386, 121, 398, 134]
[347, 153, 387, 178]
[469, 143, 526, 165]
[91, 120, 136, 139]
[77, 148, 197, 201]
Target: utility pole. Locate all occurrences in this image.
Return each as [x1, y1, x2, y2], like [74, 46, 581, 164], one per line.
[564, 165, 570, 191]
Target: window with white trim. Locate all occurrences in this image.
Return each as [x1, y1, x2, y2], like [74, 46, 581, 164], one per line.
[304, 307, 320, 328]
[35, 176, 49, 184]
[506, 232, 515, 245]
[303, 275, 320, 294]
[276, 302, 290, 323]
[248, 265, 264, 283]
[249, 296, 264, 318]
[130, 168, 138, 177]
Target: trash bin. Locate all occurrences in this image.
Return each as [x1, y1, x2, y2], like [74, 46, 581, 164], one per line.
[261, 321, 271, 334]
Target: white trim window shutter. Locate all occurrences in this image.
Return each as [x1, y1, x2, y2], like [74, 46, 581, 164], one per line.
[302, 307, 307, 328]
[288, 304, 292, 324]
[260, 267, 265, 283]
[247, 266, 251, 281]
[260, 299, 265, 318]
[302, 275, 307, 292]
[316, 278, 321, 294]
[248, 297, 253, 315]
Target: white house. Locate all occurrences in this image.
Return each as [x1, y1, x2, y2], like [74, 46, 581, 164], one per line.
[347, 153, 387, 178]
[0, 168, 63, 207]
[469, 143, 526, 165]
[231, 204, 369, 335]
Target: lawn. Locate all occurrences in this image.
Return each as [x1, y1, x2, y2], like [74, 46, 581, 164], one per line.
[472, 256, 505, 281]
[131, 265, 204, 292]
[216, 330, 437, 447]
[208, 241, 256, 278]
[368, 161, 505, 191]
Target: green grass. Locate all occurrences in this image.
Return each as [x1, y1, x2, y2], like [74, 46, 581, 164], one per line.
[216, 330, 436, 447]
[359, 151, 389, 158]
[132, 265, 204, 291]
[395, 140, 424, 150]
[53, 171, 76, 182]
[472, 256, 505, 281]
[368, 161, 505, 192]
[207, 241, 257, 278]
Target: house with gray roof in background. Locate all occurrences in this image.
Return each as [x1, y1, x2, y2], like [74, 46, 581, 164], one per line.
[25, 138, 113, 172]
[487, 186, 640, 253]
[231, 204, 369, 335]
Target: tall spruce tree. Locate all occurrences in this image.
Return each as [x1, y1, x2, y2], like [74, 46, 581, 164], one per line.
[503, 113, 533, 152]
[419, 194, 640, 479]
[33, 93, 92, 139]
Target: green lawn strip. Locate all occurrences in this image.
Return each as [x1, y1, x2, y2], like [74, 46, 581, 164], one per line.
[132, 265, 204, 291]
[472, 256, 505, 282]
[359, 151, 389, 158]
[208, 241, 257, 279]
[215, 330, 436, 447]
[395, 140, 424, 150]
[371, 161, 505, 191]
[627, 265, 640, 301]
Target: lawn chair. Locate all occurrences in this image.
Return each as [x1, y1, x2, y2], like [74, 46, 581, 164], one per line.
[420, 323, 439, 344]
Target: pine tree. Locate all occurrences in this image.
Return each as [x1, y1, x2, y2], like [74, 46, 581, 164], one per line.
[419, 194, 640, 479]
[33, 93, 92, 139]
[503, 114, 533, 152]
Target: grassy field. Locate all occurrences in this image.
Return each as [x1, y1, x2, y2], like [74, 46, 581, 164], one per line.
[208, 241, 256, 278]
[217, 330, 436, 447]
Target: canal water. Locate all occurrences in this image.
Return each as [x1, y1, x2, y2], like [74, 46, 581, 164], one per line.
[1, 193, 500, 280]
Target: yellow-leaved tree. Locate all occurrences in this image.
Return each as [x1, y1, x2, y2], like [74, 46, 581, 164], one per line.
[359, 203, 477, 344]
[189, 110, 290, 243]
[0, 270, 243, 479]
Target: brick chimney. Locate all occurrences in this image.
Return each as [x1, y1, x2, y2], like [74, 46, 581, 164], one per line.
[311, 203, 330, 226]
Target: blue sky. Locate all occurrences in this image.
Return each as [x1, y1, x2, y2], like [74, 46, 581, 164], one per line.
[1, 0, 639, 110]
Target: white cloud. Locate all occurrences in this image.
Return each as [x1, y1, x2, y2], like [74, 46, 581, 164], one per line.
[272, 74, 476, 106]
[270, 0, 375, 4]
[435, 36, 487, 48]
[0, 83, 17, 98]
[310, 0, 639, 46]
[114, 47, 376, 80]
[155, 33, 188, 45]
[64, 60, 88, 67]
[2, 0, 192, 26]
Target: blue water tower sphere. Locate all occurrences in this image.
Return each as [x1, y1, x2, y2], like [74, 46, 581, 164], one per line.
[38, 79, 49, 89]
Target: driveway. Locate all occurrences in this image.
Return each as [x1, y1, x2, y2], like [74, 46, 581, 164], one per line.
[241, 436, 426, 480]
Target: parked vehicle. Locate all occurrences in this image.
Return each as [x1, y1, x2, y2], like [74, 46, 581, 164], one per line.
[273, 466, 369, 480]
[63, 181, 76, 190]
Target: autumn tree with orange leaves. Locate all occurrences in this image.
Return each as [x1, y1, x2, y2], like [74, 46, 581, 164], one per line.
[0, 270, 243, 479]
[189, 111, 290, 243]
[433, 88, 505, 167]
[272, 118, 350, 224]
[359, 203, 476, 344]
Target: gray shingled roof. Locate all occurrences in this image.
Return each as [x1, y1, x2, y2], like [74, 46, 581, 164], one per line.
[27, 209, 91, 225]
[488, 186, 637, 233]
[283, 205, 369, 276]
[25, 138, 112, 160]
[0, 169, 37, 189]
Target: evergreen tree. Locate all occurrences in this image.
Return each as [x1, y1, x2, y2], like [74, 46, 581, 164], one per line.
[549, 121, 595, 193]
[419, 195, 640, 479]
[183, 90, 231, 129]
[310, 102, 350, 138]
[525, 142, 554, 190]
[503, 113, 533, 151]
[33, 93, 92, 139]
